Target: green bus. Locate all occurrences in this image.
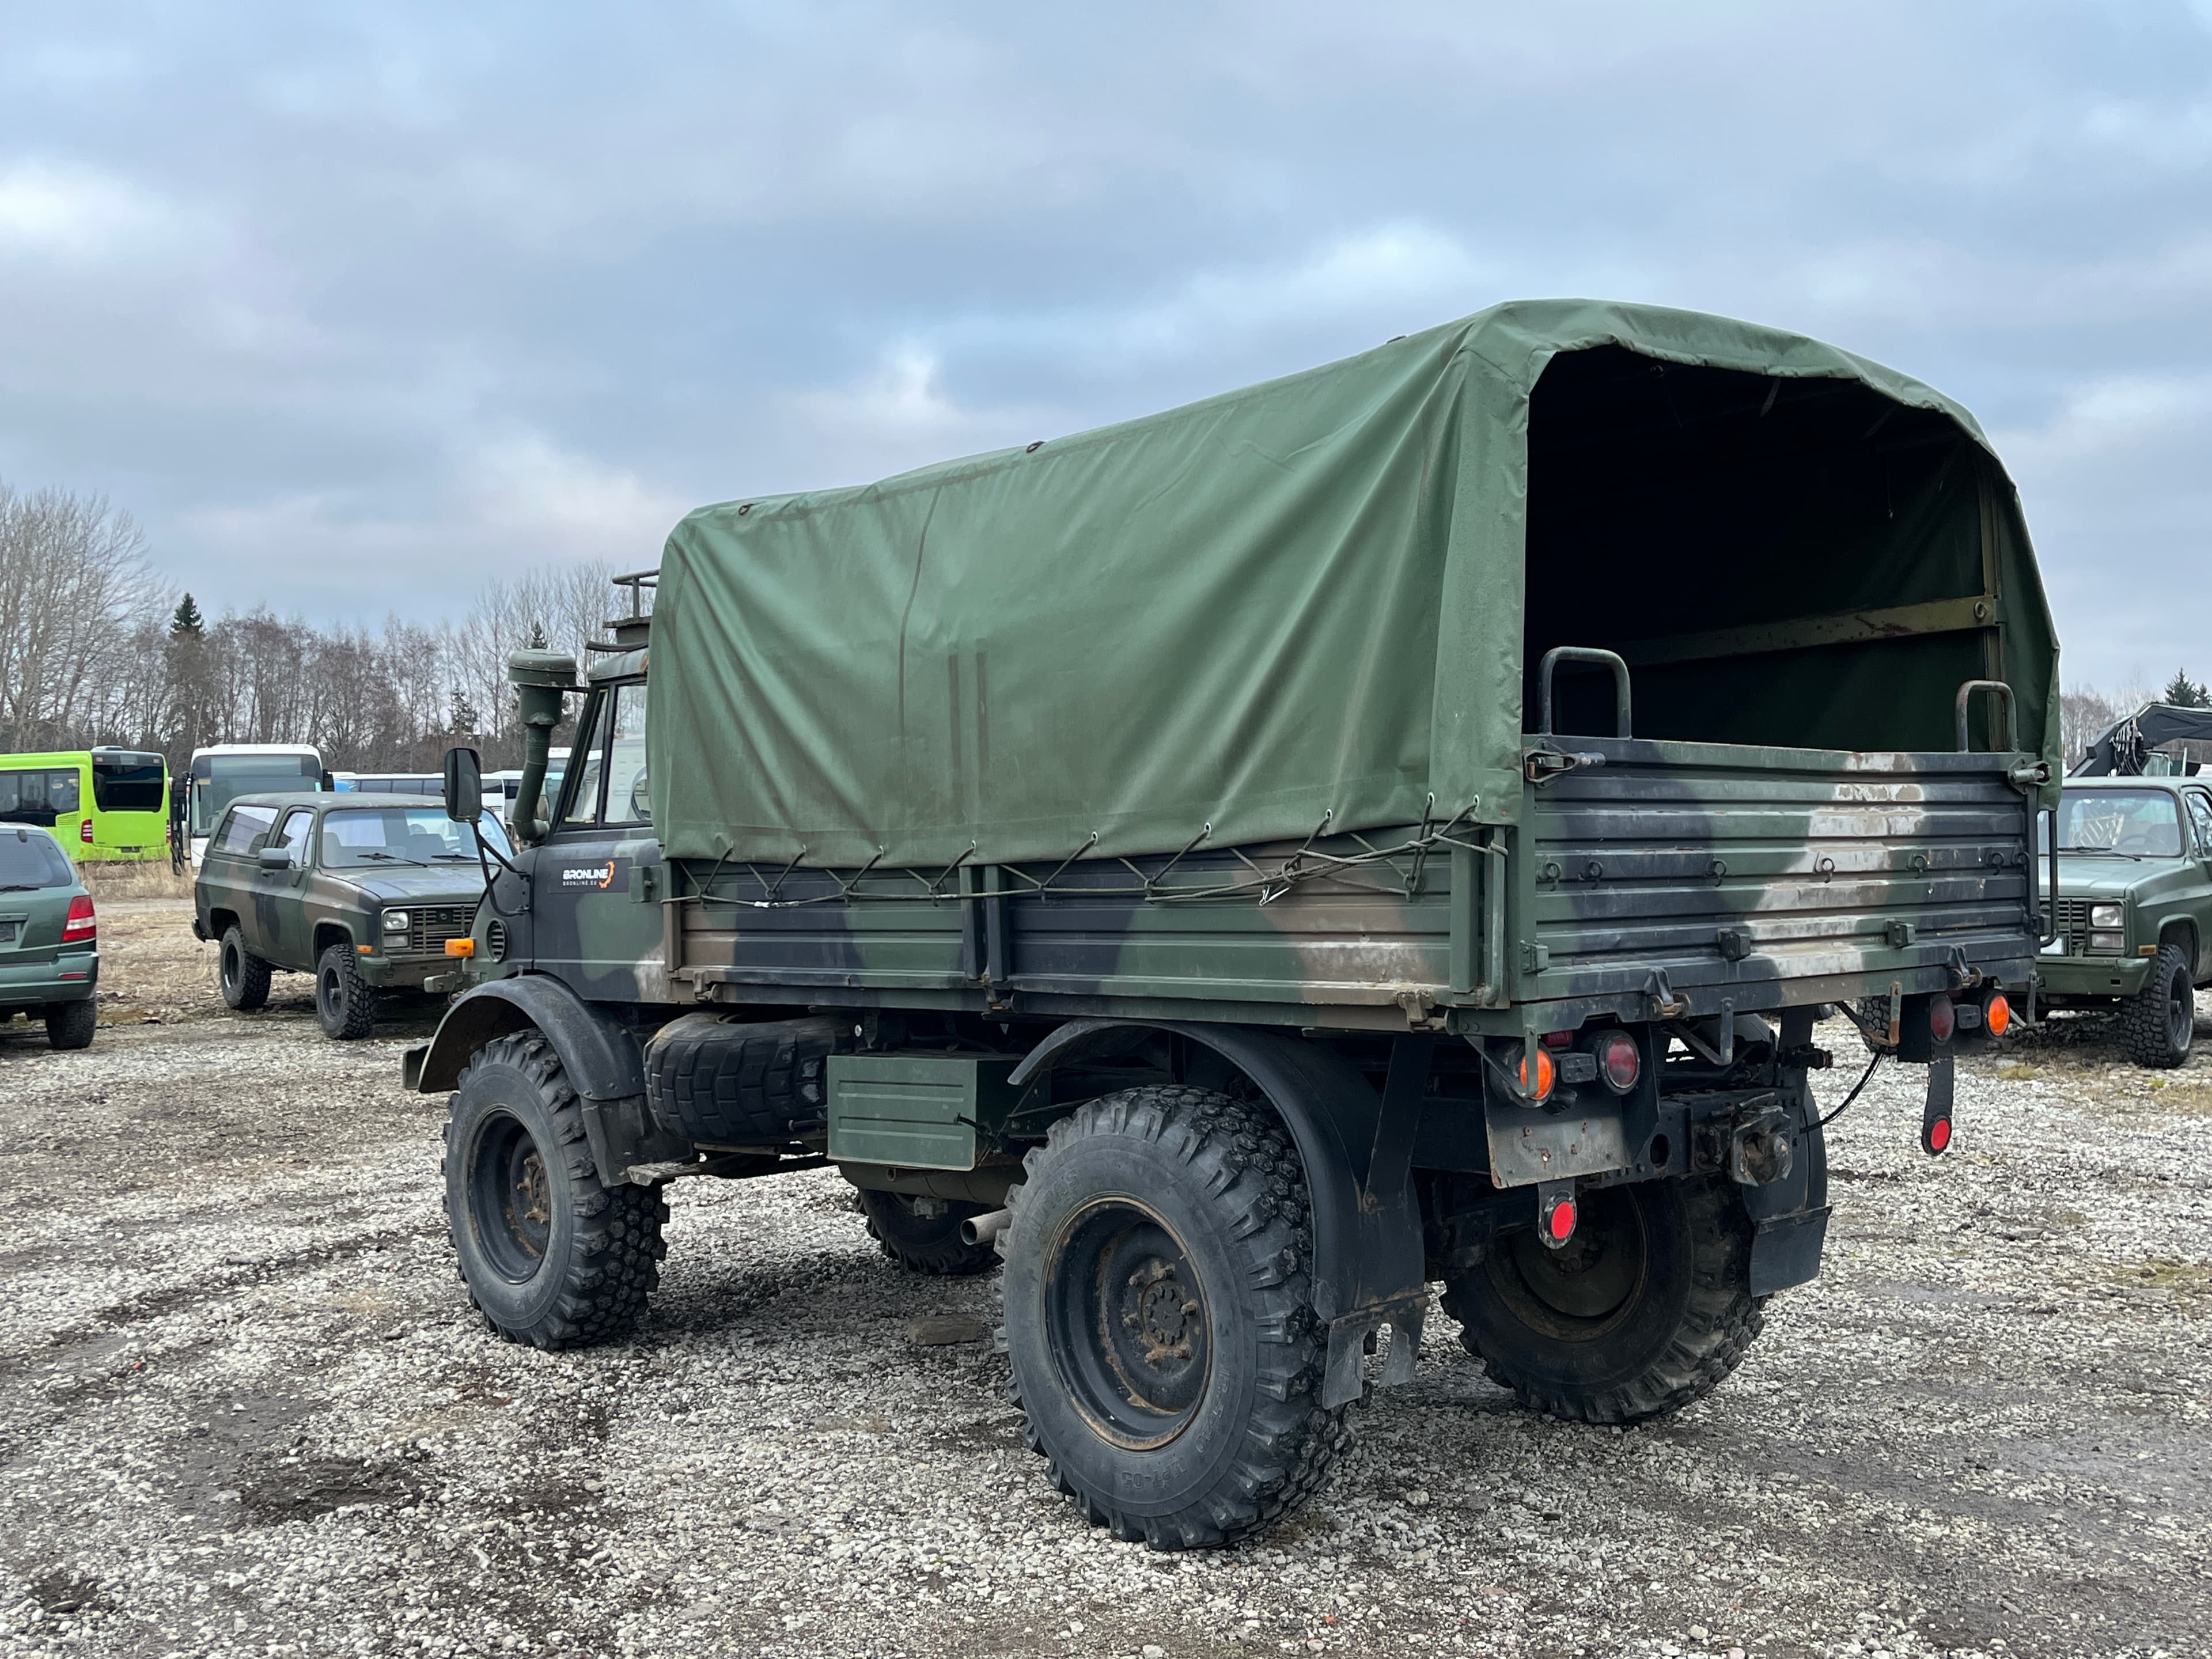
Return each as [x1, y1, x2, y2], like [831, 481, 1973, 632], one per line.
[0, 749, 171, 862]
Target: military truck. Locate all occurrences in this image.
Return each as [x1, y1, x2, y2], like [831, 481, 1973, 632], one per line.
[2035, 778, 2212, 1066]
[406, 301, 2059, 1550]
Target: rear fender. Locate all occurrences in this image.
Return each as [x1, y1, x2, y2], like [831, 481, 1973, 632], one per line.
[403, 974, 686, 1183]
[1009, 1018, 1430, 1408]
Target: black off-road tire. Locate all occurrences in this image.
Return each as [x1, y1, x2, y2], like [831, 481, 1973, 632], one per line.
[1001, 1086, 1351, 1551]
[857, 1190, 999, 1276]
[1443, 1175, 1764, 1425]
[218, 925, 272, 1012]
[44, 998, 97, 1050]
[315, 942, 377, 1040]
[2120, 942, 2195, 1069]
[443, 1033, 668, 1349]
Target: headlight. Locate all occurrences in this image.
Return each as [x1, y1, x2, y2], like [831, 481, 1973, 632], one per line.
[2090, 930, 2126, 953]
[2089, 903, 2124, 929]
[382, 909, 410, 933]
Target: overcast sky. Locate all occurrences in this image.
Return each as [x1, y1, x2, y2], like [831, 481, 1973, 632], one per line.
[2, 2, 2209, 691]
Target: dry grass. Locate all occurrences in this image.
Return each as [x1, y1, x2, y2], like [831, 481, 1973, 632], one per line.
[80, 860, 195, 901]
[92, 901, 225, 1024]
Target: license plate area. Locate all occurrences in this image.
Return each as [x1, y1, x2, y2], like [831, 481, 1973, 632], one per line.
[0, 919, 18, 946]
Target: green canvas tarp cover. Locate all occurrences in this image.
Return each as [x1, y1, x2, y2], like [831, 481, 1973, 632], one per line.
[652, 298, 2059, 869]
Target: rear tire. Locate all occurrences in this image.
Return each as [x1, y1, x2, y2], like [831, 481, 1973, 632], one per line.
[1442, 1175, 1764, 1425]
[44, 999, 96, 1050]
[443, 1033, 667, 1349]
[1001, 1086, 1350, 1551]
[315, 942, 377, 1040]
[857, 1190, 999, 1275]
[2120, 942, 2194, 1069]
[218, 926, 271, 1012]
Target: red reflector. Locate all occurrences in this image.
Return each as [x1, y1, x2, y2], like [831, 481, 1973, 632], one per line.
[1984, 994, 2011, 1038]
[1541, 1029, 1574, 1049]
[62, 894, 96, 943]
[1929, 998, 1957, 1043]
[1929, 1117, 1953, 1153]
[1547, 1198, 1578, 1242]
[1599, 1032, 1641, 1093]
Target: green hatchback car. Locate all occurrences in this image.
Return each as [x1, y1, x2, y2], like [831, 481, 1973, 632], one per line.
[192, 793, 507, 1040]
[2039, 778, 2212, 1066]
[0, 824, 99, 1048]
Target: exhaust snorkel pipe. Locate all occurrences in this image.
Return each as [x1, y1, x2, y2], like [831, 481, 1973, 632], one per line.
[507, 650, 581, 846]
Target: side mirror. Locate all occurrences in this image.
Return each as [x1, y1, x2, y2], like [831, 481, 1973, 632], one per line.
[320, 770, 337, 792]
[258, 846, 292, 871]
[443, 747, 484, 824]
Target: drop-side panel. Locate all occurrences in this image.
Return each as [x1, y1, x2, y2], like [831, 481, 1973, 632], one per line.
[1525, 736, 2037, 1014]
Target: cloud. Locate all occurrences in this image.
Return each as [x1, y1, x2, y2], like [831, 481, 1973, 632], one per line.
[0, 159, 176, 260]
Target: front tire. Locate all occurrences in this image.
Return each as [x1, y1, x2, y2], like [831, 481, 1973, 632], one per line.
[1001, 1086, 1350, 1551]
[2120, 942, 2194, 1069]
[44, 999, 97, 1050]
[218, 926, 271, 1012]
[443, 1033, 668, 1349]
[315, 942, 377, 1040]
[857, 1190, 999, 1275]
[1442, 1175, 1764, 1425]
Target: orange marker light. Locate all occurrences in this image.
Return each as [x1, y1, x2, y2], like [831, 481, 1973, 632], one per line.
[445, 937, 476, 957]
[1984, 993, 2011, 1037]
[1518, 1047, 1555, 1101]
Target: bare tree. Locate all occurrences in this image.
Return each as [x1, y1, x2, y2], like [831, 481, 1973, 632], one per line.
[0, 483, 156, 749]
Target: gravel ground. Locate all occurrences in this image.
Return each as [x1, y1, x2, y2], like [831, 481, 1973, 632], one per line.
[2, 903, 2208, 1659]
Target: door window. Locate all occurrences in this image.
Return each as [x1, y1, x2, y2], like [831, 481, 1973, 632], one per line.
[2188, 792, 2212, 855]
[559, 694, 613, 828]
[605, 683, 651, 825]
[275, 808, 316, 864]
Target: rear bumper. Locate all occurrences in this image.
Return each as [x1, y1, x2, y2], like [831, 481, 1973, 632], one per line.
[0, 951, 98, 1007]
[2036, 955, 2151, 998]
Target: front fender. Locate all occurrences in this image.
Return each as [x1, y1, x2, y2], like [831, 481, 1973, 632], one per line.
[1009, 1018, 1429, 1408]
[404, 972, 646, 1100]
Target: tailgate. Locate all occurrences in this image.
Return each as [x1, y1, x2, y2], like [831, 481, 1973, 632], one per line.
[1524, 735, 2037, 1017]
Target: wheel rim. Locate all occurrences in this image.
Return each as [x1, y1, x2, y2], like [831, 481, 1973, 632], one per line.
[2170, 968, 2192, 1051]
[221, 940, 239, 995]
[1489, 1185, 1649, 1341]
[317, 964, 340, 1022]
[469, 1110, 555, 1282]
[1044, 1198, 1211, 1450]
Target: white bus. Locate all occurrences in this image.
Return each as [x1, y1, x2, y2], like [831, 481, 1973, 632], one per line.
[184, 744, 326, 865]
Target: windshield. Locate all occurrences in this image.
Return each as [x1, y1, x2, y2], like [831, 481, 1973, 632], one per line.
[91, 752, 166, 813]
[191, 753, 321, 834]
[2048, 790, 2186, 857]
[0, 827, 73, 888]
[319, 807, 513, 869]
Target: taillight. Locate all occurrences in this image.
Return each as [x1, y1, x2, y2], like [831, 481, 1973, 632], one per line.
[62, 894, 96, 944]
[1928, 997, 1957, 1043]
[80, 819, 93, 844]
[1518, 1047, 1556, 1101]
[1984, 993, 2011, 1037]
[1597, 1031, 1641, 1093]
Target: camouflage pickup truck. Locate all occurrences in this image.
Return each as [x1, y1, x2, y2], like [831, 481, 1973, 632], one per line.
[407, 301, 2059, 1551]
[194, 791, 512, 1039]
[2037, 778, 2212, 1066]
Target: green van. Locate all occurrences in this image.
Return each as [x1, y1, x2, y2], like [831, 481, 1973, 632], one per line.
[0, 825, 99, 1048]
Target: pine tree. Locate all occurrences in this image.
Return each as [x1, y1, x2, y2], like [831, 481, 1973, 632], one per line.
[2161, 669, 2209, 709]
[169, 593, 204, 637]
[527, 622, 547, 649]
[448, 687, 480, 738]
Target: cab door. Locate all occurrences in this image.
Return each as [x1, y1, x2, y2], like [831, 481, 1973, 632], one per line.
[2183, 789, 2212, 980]
[533, 679, 665, 1001]
[253, 806, 316, 968]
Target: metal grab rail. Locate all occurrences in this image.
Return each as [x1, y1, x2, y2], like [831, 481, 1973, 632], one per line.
[1535, 646, 1633, 738]
[1955, 679, 2017, 752]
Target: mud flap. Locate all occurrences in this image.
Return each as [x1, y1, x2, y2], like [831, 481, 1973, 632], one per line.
[1748, 1206, 1832, 1296]
[1322, 1293, 1429, 1408]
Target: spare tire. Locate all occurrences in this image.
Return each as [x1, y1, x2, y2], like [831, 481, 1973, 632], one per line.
[643, 1013, 843, 1143]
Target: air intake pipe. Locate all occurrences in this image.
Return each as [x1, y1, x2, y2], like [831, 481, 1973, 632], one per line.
[507, 649, 579, 846]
